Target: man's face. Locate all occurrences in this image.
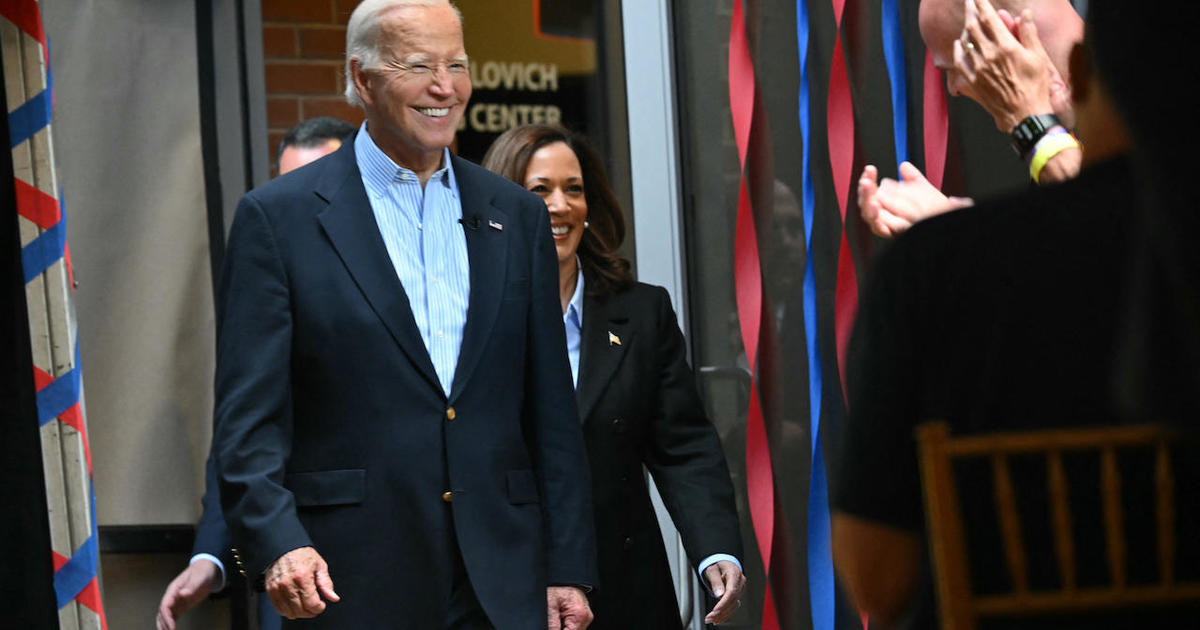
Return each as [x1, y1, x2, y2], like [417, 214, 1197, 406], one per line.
[352, 4, 471, 169]
[278, 139, 342, 175]
[919, 0, 974, 99]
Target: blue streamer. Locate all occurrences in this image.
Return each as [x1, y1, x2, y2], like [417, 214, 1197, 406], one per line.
[797, 2, 834, 630]
[36, 358, 81, 426]
[54, 532, 97, 607]
[8, 88, 52, 149]
[21, 218, 66, 283]
[881, 0, 909, 166]
[53, 483, 100, 607]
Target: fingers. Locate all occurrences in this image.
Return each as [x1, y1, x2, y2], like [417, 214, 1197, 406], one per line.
[897, 161, 927, 184]
[316, 568, 340, 603]
[547, 587, 592, 630]
[265, 547, 335, 619]
[872, 208, 913, 238]
[1016, 9, 1045, 55]
[704, 562, 748, 625]
[857, 165, 879, 210]
[155, 599, 176, 630]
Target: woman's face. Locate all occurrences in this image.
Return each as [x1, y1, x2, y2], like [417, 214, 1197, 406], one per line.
[523, 141, 587, 265]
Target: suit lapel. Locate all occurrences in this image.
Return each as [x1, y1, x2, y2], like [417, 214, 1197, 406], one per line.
[314, 137, 442, 395]
[576, 291, 630, 423]
[448, 155, 508, 403]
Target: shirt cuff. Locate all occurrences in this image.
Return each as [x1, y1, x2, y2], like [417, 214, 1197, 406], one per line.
[190, 553, 227, 592]
[696, 553, 742, 590]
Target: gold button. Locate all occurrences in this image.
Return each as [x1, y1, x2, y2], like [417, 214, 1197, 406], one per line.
[446, 407, 456, 420]
[442, 491, 453, 502]
[239, 569, 247, 577]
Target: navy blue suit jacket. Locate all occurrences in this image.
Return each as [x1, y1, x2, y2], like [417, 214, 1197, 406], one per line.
[212, 136, 597, 628]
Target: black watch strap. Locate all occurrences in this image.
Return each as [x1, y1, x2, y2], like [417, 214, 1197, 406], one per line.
[1010, 113, 1061, 158]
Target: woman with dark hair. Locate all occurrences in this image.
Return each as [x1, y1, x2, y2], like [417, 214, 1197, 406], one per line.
[483, 125, 745, 629]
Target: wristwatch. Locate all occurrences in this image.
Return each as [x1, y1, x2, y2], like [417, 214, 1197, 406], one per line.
[1010, 114, 1062, 159]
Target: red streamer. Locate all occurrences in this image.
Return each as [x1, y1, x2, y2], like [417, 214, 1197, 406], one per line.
[828, 0, 858, 402]
[923, 50, 950, 190]
[729, 1, 781, 627]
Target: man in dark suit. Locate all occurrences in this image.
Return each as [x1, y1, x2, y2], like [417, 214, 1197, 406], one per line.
[211, 1, 596, 628]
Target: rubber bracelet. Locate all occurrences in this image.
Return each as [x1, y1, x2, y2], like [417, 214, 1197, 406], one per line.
[1029, 130, 1080, 184]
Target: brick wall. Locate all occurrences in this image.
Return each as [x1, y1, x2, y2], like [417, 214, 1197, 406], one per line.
[262, 0, 363, 157]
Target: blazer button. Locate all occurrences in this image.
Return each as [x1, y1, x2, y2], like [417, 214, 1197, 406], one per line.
[446, 407, 456, 421]
[239, 569, 247, 577]
[612, 418, 626, 434]
[442, 491, 453, 503]
[623, 536, 634, 551]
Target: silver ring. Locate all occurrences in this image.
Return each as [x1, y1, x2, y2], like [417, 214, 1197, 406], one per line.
[964, 40, 976, 51]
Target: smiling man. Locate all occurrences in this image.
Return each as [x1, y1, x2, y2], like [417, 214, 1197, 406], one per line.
[211, 1, 597, 628]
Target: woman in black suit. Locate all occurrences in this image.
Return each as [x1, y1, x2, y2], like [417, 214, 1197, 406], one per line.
[483, 125, 745, 629]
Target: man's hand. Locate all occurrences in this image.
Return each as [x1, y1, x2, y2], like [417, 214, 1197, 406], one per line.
[265, 546, 340, 620]
[156, 559, 221, 630]
[858, 163, 972, 238]
[547, 586, 592, 630]
[953, 0, 1070, 131]
[702, 561, 747, 626]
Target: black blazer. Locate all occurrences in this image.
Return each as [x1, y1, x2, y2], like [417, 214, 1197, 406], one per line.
[212, 136, 597, 629]
[577, 282, 742, 630]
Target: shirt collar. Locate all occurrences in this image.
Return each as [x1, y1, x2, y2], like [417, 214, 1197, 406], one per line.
[565, 258, 585, 326]
[354, 122, 457, 193]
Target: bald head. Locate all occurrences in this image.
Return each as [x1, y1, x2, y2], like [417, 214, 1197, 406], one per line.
[919, 0, 1082, 101]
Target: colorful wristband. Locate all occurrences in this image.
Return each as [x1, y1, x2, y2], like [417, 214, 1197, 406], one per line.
[1029, 129, 1080, 184]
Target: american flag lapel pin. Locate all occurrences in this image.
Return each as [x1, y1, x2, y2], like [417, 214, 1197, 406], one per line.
[488, 219, 503, 231]
[608, 331, 621, 346]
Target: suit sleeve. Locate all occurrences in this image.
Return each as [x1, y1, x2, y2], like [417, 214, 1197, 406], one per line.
[523, 198, 599, 588]
[191, 445, 233, 583]
[212, 194, 313, 580]
[642, 286, 744, 570]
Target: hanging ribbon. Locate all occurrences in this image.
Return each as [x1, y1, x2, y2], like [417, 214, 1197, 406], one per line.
[881, 0, 909, 167]
[730, 1, 782, 628]
[923, 50, 950, 189]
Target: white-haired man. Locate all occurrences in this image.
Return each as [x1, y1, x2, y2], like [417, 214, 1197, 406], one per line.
[212, 1, 597, 628]
[859, 0, 1085, 237]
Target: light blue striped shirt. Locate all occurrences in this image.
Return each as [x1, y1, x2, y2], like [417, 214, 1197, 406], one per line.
[355, 125, 470, 395]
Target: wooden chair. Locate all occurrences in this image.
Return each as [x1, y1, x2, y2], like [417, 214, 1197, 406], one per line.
[916, 421, 1200, 630]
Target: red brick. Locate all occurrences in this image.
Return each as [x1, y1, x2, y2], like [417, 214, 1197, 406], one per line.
[298, 26, 346, 60]
[265, 62, 341, 94]
[262, 26, 297, 58]
[300, 97, 364, 125]
[267, 97, 300, 130]
[267, 131, 286, 157]
[335, 0, 359, 22]
[262, 0, 333, 22]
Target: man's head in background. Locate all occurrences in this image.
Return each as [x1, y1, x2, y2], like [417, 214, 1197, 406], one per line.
[276, 116, 357, 175]
[920, 0, 1083, 118]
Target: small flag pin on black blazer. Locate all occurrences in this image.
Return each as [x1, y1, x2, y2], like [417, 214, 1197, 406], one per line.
[608, 331, 621, 346]
[488, 219, 503, 231]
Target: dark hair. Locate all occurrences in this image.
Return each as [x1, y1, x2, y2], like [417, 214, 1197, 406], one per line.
[482, 124, 633, 297]
[275, 117, 357, 171]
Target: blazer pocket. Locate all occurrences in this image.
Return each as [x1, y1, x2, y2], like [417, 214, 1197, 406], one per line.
[503, 277, 531, 301]
[285, 469, 366, 507]
[506, 469, 540, 505]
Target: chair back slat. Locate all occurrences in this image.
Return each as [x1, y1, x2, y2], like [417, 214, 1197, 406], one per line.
[916, 421, 1197, 630]
[991, 454, 1029, 594]
[1101, 446, 1127, 589]
[916, 422, 978, 630]
[1156, 441, 1176, 586]
[1047, 450, 1077, 591]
